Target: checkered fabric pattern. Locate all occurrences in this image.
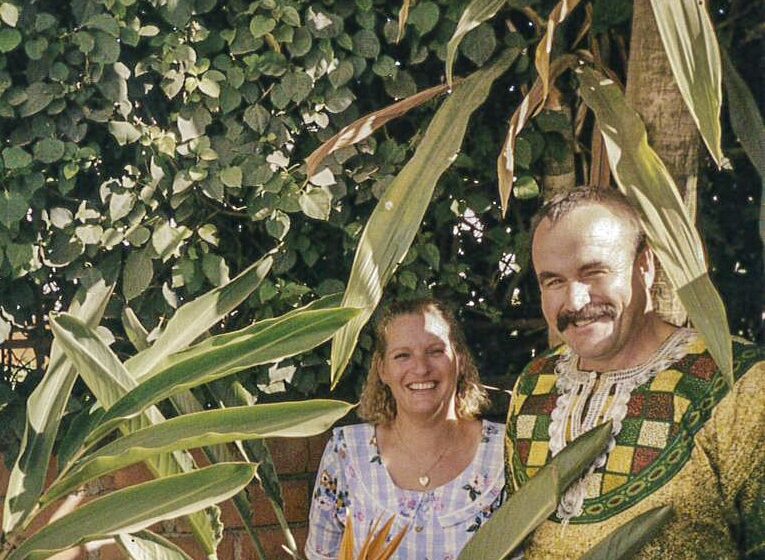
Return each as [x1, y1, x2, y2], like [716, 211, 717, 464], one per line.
[506, 335, 761, 522]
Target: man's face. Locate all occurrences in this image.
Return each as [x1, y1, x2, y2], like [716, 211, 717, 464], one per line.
[531, 204, 653, 370]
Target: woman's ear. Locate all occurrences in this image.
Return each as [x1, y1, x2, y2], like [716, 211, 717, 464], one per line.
[374, 354, 388, 385]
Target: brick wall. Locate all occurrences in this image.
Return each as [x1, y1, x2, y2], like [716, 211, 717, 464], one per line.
[0, 433, 331, 560]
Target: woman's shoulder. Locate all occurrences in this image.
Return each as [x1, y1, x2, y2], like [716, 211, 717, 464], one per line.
[331, 422, 375, 440]
[481, 419, 506, 443]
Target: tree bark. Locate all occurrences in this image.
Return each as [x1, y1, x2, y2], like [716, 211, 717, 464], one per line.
[625, 0, 701, 326]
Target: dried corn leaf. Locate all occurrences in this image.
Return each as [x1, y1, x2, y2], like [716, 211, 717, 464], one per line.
[397, 0, 413, 43]
[536, 0, 583, 103]
[305, 83, 451, 178]
[497, 55, 577, 216]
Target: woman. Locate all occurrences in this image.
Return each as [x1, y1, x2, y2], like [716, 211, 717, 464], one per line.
[305, 298, 505, 559]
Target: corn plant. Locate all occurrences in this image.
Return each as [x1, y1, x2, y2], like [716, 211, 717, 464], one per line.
[0, 252, 359, 560]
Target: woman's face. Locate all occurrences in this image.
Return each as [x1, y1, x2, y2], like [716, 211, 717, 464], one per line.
[378, 308, 460, 422]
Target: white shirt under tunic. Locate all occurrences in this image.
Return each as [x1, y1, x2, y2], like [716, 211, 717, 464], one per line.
[305, 420, 506, 560]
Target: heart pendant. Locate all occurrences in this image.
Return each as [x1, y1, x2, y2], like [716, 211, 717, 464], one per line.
[418, 475, 430, 487]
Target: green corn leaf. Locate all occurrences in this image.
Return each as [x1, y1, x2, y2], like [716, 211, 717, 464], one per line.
[445, 0, 507, 86]
[87, 306, 359, 444]
[116, 531, 194, 560]
[720, 47, 765, 180]
[649, 0, 724, 167]
[122, 306, 150, 352]
[580, 505, 674, 560]
[126, 250, 274, 379]
[330, 48, 520, 387]
[205, 380, 294, 556]
[577, 64, 732, 386]
[458, 422, 612, 559]
[8, 463, 256, 560]
[3, 274, 114, 534]
[48, 313, 222, 555]
[44, 400, 353, 506]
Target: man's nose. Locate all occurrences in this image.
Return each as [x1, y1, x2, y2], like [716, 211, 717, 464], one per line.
[566, 282, 590, 311]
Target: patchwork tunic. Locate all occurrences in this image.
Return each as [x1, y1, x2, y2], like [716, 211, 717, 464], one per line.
[305, 420, 505, 560]
[505, 328, 765, 559]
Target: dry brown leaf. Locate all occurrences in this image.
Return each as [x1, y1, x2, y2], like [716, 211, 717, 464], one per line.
[305, 82, 453, 178]
[535, 0, 584, 103]
[497, 55, 577, 216]
[397, 0, 414, 43]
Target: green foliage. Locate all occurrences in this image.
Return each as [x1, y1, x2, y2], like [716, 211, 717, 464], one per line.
[1, 264, 356, 559]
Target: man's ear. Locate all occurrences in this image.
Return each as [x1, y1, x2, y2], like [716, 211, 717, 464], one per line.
[636, 247, 656, 289]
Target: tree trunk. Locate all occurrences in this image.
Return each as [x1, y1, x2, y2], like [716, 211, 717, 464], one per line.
[625, 0, 702, 326]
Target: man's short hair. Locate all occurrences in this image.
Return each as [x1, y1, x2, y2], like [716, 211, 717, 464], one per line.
[530, 187, 647, 256]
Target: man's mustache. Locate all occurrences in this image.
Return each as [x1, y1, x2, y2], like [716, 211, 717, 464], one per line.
[557, 304, 617, 332]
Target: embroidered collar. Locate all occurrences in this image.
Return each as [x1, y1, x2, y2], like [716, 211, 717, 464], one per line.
[549, 327, 695, 522]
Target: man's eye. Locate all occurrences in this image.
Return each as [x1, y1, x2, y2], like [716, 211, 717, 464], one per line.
[542, 278, 563, 288]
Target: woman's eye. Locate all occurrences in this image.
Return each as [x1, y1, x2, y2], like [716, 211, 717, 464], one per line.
[428, 348, 445, 356]
[393, 353, 409, 360]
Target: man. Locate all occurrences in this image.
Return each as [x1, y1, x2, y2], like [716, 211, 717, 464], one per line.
[505, 187, 764, 558]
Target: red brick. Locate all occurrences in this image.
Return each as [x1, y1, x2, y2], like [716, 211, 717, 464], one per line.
[47, 546, 86, 559]
[246, 525, 308, 559]
[251, 478, 309, 526]
[111, 462, 154, 488]
[219, 493, 246, 529]
[156, 532, 208, 560]
[267, 438, 308, 475]
[307, 433, 331, 472]
[91, 540, 126, 560]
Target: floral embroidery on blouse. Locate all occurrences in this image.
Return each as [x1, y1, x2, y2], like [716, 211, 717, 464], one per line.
[305, 420, 507, 560]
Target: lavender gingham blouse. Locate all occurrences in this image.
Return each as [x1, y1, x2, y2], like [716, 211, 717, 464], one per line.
[305, 420, 505, 560]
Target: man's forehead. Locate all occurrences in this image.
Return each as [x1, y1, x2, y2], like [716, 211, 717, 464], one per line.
[532, 205, 637, 266]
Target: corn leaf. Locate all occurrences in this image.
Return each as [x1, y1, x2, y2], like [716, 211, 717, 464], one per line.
[44, 400, 354, 505]
[457, 421, 612, 560]
[305, 83, 451, 179]
[116, 531, 194, 560]
[396, 0, 412, 43]
[8, 463, 256, 560]
[3, 274, 114, 534]
[445, 0, 507, 86]
[203, 381, 287, 559]
[649, 0, 724, 167]
[88, 306, 359, 444]
[720, 47, 765, 180]
[127, 250, 274, 380]
[330, 49, 520, 386]
[576, 65, 732, 385]
[498, 55, 577, 216]
[535, 0, 583, 102]
[580, 505, 673, 560]
[121, 307, 149, 352]
[48, 313, 222, 555]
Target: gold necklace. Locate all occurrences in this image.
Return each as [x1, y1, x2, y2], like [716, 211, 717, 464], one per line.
[393, 422, 456, 488]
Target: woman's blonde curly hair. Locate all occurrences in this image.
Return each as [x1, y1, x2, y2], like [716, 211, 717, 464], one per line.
[357, 298, 489, 425]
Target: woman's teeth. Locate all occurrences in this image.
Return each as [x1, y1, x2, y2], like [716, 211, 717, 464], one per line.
[407, 381, 436, 390]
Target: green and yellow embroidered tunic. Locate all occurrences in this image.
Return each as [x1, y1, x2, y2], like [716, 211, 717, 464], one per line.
[505, 329, 765, 559]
